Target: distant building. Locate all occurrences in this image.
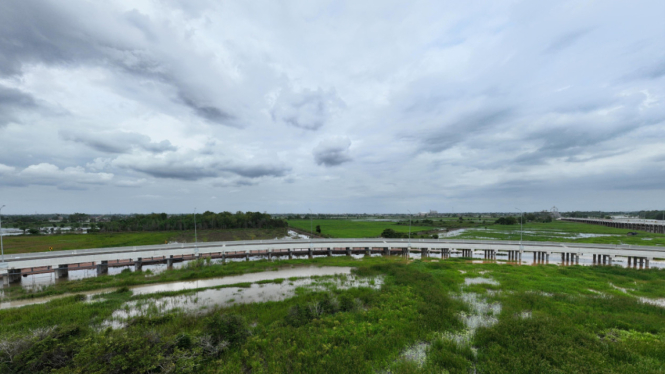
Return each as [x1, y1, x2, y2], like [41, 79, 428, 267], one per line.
[429, 210, 438, 215]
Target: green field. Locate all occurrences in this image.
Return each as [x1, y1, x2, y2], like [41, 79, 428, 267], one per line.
[288, 219, 435, 238]
[453, 220, 665, 246]
[1, 228, 287, 255]
[2, 256, 665, 373]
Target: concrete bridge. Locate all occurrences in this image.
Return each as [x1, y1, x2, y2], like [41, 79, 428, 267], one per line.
[2, 238, 664, 285]
[561, 217, 665, 234]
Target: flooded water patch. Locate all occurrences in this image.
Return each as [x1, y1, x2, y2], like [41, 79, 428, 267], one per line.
[103, 273, 381, 329]
[0, 266, 355, 310]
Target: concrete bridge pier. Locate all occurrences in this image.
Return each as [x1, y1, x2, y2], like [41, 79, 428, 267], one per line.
[55, 265, 69, 279]
[268, 250, 273, 260]
[308, 248, 313, 259]
[384, 247, 390, 256]
[246, 252, 250, 261]
[646, 258, 650, 268]
[134, 258, 143, 272]
[288, 248, 293, 260]
[593, 254, 597, 265]
[4, 269, 22, 285]
[346, 247, 352, 257]
[96, 260, 108, 275]
[327, 248, 332, 257]
[167, 255, 175, 268]
[364, 247, 371, 256]
[421, 248, 429, 258]
[627, 256, 632, 267]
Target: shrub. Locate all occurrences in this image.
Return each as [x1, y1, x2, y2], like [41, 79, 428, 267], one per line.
[205, 314, 249, 346]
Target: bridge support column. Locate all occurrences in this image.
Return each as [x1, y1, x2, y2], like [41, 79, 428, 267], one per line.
[627, 256, 631, 267]
[96, 260, 108, 275]
[593, 254, 597, 265]
[576, 254, 579, 265]
[288, 248, 293, 260]
[55, 264, 69, 279]
[421, 248, 428, 258]
[546, 253, 549, 263]
[646, 258, 650, 268]
[640, 257, 644, 268]
[167, 255, 175, 267]
[134, 258, 143, 272]
[246, 252, 250, 261]
[364, 247, 371, 256]
[5, 269, 22, 284]
[327, 247, 332, 257]
[384, 247, 390, 256]
[346, 247, 352, 257]
[561, 253, 565, 263]
[268, 250, 273, 260]
[308, 248, 313, 259]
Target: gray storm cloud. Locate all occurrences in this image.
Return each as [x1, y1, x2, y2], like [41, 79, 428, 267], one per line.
[313, 137, 352, 167]
[0, 0, 663, 213]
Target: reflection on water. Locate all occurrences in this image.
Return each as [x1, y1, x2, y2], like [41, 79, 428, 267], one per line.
[103, 273, 381, 329]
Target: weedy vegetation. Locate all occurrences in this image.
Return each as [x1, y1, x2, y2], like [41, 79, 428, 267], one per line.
[1, 256, 664, 373]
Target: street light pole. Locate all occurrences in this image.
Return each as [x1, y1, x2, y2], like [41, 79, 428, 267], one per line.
[407, 209, 412, 247]
[193, 208, 198, 248]
[308, 208, 313, 251]
[0, 205, 5, 263]
[515, 208, 523, 245]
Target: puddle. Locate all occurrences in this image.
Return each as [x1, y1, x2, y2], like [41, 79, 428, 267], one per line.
[103, 273, 381, 329]
[464, 277, 499, 286]
[0, 266, 354, 310]
[457, 292, 501, 330]
[639, 297, 665, 308]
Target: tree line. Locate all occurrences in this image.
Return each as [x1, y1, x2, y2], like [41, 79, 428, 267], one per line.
[96, 211, 287, 233]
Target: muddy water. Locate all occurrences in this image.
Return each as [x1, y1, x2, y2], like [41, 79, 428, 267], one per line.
[0, 266, 355, 310]
[103, 273, 381, 328]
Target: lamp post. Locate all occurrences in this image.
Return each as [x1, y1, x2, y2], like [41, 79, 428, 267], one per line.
[515, 208, 523, 246]
[407, 209, 412, 247]
[308, 208, 313, 251]
[193, 208, 198, 249]
[0, 205, 5, 263]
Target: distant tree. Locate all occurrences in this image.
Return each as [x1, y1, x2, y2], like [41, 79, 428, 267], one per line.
[381, 228, 408, 238]
[315, 225, 321, 234]
[495, 217, 518, 225]
[28, 228, 40, 235]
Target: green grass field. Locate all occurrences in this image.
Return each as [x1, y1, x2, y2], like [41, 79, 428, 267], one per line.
[1, 228, 287, 255]
[2, 256, 665, 373]
[288, 219, 435, 238]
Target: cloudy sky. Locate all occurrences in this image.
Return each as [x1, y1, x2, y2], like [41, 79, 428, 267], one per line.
[1, 0, 664, 214]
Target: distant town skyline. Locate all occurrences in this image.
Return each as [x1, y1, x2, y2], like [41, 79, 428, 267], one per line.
[1, 1, 664, 214]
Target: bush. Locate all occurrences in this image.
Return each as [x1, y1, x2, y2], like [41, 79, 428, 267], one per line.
[205, 314, 249, 346]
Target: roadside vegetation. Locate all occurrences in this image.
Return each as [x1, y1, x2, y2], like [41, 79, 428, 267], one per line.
[454, 220, 665, 247]
[1, 256, 664, 373]
[0, 228, 288, 255]
[287, 219, 437, 238]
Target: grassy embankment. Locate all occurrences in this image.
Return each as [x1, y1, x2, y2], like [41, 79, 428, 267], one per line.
[455, 220, 665, 246]
[1, 256, 664, 373]
[0, 228, 287, 255]
[287, 219, 436, 238]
